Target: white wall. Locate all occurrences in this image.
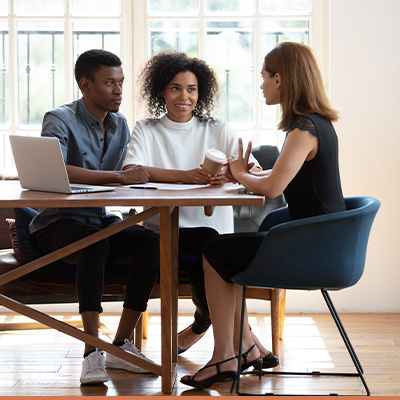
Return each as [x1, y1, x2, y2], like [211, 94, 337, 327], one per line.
[278, 0, 400, 313]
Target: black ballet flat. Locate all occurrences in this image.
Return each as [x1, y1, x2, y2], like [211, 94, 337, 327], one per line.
[180, 356, 238, 389]
[177, 324, 207, 355]
[240, 343, 263, 373]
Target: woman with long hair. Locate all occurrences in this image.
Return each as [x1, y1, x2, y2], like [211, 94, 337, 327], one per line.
[181, 41, 345, 389]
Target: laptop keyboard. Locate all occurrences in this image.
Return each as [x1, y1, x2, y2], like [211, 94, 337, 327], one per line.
[70, 186, 93, 193]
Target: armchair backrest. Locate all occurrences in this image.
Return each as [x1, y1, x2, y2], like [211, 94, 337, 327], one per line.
[0, 208, 14, 250]
[234, 145, 286, 232]
[232, 196, 380, 291]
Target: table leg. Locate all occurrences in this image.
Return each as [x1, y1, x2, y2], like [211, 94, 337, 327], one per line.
[171, 207, 179, 363]
[159, 206, 179, 393]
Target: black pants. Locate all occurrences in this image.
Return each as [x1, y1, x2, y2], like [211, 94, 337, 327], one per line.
[32, 216, 159, 314]
[178, 227, 219, 334]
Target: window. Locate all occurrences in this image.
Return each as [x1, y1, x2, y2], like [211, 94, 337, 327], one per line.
[0, 0, 328, 170]
[134, 0, 329, 148]
[0, 0, 130, 169]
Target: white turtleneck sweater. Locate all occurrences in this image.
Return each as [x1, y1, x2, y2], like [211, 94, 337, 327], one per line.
[123, 115, 259, 234]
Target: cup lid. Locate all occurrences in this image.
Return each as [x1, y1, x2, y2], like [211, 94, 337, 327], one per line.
[205, 148, 226, 163]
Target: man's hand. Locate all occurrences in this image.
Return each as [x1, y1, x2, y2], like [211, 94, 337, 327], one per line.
[119, 165, 150, 184]
[182, 168, 211, 184]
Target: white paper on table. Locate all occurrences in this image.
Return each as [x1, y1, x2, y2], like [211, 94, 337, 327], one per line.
[128, 182, 212, 191]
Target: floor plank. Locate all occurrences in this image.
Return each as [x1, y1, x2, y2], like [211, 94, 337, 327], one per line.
[0, 312, 399, 396]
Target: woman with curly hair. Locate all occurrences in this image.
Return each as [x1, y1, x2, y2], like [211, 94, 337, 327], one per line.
[122, 51, 270, 358]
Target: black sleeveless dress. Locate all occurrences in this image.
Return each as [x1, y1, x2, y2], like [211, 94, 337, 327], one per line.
[284, 113, 345, 220]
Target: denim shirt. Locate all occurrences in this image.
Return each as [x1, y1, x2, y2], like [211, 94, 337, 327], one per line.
[30, 98, 130, 234]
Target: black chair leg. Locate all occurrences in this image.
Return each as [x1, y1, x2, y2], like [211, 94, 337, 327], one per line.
[233, 286, 247, 394]
[321, 289, 370, 395]
[235, 288, 370, 396]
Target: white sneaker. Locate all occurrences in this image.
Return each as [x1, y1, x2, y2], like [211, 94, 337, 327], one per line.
[106, 338, 153, 374]
[80, 349, 108, 385]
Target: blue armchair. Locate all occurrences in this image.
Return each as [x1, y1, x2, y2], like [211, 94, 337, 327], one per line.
[232, 196, 380, 395]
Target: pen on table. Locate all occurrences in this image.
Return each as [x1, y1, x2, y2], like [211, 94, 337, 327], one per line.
[130, 186, 158, 190]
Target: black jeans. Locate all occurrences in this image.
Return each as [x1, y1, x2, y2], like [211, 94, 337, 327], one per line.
[32, 216, 159, 314]
[178, 227, 219, 334]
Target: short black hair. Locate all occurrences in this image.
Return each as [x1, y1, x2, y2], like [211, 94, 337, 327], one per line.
[74, 49, 122, 85]
[138, 51, 219, 118]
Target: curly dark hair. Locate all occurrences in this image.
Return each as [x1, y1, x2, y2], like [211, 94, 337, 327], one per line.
[138, 51, 219, 118]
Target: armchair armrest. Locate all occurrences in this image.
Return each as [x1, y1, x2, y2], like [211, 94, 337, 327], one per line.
[234, 208, 371, 290]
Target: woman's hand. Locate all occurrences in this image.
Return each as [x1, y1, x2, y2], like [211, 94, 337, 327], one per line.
[209, 168, 228, 185]
[227, 139, 253, 182]
[223, 162, 236, 183]
[224, 162, 255, 183]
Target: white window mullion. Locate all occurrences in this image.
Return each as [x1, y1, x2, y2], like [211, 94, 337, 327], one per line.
[132, 0, 147, 121]
[9, 10, 17, 133]
[64, 1, 73, 103]
[120, 0, 134, 127]
[197, 0, 205, 59]
[253, 0, 261, 145]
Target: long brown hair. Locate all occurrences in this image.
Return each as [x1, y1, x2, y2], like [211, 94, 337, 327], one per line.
[264, 42, 339, 131]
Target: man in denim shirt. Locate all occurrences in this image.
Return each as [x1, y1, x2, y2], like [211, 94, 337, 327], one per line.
[31, 50, 159, 385]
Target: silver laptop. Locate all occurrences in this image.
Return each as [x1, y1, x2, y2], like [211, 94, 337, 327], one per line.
[9, 135, 115, 194]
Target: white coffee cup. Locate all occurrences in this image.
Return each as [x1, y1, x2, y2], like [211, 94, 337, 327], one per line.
[202, 148, 226, 175]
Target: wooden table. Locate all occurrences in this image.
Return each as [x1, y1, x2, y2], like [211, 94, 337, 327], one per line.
[0, 180, 264, 393]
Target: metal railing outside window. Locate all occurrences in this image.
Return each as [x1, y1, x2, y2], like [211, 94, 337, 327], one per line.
[8, 29, 119, 125]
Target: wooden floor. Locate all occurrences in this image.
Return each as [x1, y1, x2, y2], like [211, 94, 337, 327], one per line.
[0, 312, 399, 396]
